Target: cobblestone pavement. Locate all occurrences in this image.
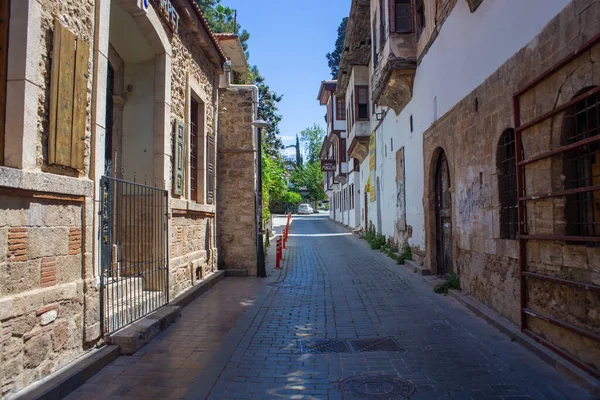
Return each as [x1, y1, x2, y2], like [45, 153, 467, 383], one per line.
[189, 215, 593, 400]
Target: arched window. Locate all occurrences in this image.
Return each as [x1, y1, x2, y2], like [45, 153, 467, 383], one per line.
[497, 128, 518, 240]
[562, 89, 599, 237]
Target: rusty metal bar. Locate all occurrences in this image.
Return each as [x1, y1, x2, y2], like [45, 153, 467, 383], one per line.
[523, 329, 600, 379]
[524, 308, 600, 343]
[513, 95, 528, 331]
[519, 184, 600, 202]
[514, 32, 600, 98]
[516, 86, 600, 134]
[523, 271, 600, 293]
[518, 133, 600, 166]
[520, 234, 600, 242]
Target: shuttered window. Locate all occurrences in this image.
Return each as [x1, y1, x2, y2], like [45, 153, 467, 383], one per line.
[0, 0, 8, 165]
[173, 119, 186, 196]
[393, 0, 412, 33]
[48, 20, 89, 170]
[355, 86, 369, 120]
[190, 98, 199, 201]
[207, 131, 215, 204]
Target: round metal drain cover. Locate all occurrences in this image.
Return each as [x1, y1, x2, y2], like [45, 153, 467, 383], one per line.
[338, 375, 416, 399]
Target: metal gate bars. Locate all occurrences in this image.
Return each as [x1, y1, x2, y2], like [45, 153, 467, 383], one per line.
[100, 176, 169, 334]
[513, 33, 600, 379]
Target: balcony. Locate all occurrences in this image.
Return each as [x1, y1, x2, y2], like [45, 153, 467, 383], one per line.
[372, 33, 416, 115]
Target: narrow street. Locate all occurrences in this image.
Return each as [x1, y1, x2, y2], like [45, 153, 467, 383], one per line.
[185, 215, 594, 399]
[65, 215, 594, 399]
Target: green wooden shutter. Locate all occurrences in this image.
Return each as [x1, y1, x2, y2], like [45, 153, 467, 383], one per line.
[48, 20, 89, 170]
[207, 132, 215, 204]
[173, 119, 186, 196]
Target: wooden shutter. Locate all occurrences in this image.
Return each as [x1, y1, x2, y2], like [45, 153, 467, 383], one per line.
[48, 20, 89, 170]
[173, 119, 185, 196]
[0, 0, 8, 165]
[206, 132, 215, 204]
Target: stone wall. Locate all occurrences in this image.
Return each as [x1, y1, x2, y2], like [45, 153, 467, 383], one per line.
[0, 192, 90, 396]
[423, 0, 599, 372]
[217, 86, 257, 275]
[170, 212, 217, 298]
[38, 0, 96, 177]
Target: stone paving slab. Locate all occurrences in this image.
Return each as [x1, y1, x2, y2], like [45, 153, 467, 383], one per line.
[189, 215, 594, 400]
[63, 277, 263, 400]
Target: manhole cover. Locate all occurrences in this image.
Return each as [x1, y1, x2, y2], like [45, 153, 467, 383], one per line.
[349, 337, 404, 353]
[338, 375, 416, 399]
[299, 338, 351, 354]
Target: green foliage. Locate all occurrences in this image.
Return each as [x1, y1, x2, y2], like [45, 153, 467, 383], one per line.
[364, 227, 386, 250]
[290, 162, 326, 202]
[326, 17, 348, 79]
[396, 246, 413, 265]
[262, 151, 288, 221]
[300, 124, 326, 165]
[197, 1, 250, 58]
[282, 191, 302, 204]
[434, 273, 461, 295]
[252, 66, 284, 157]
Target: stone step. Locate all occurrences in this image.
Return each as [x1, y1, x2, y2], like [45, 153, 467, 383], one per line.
[405, 260, 430, 276]
[103, 278, 166, 333]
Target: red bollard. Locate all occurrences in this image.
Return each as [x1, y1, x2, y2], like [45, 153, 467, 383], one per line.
[283, 227, 287, 249]
[276, 236, 282, 269]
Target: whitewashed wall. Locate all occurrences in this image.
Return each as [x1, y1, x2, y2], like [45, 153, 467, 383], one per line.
[370, 0, 570, 250]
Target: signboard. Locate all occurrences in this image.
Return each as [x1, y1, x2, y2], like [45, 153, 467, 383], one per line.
[321, 159, 336, 172]
[369, 131, 376, 202]
[152, 0, 179, 32]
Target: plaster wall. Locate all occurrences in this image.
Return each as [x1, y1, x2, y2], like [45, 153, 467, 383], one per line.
[122, 60, 156, 182]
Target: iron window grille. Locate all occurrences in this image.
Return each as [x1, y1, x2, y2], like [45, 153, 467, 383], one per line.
[497, 128, 519, 240]
[190, 97, 199, 202]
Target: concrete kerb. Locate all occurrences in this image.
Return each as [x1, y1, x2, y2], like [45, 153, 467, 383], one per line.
[432, 282, 600, 397]
[12, 270, 229, 399]
[183, 282, 274, 400]
[10, 345, 120, 400]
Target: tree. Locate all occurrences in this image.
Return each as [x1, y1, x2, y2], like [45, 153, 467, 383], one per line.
[197, 1, 250, 58]
[251, 66, 284, 158]
[325, 17, 348, 79]
[299, 124, 326, 165]
[295, 135, 302, 169]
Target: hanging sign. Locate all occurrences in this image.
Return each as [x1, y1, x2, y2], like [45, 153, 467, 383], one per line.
[321, 159, 336, 172]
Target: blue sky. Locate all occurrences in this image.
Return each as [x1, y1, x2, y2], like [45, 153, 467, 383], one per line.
[222, 0, 351, 155]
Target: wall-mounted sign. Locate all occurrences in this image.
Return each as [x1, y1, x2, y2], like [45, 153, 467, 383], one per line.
[152, 0, 179, 32]
[321, 159, 336, 172]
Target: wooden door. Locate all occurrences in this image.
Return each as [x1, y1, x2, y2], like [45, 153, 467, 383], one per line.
[435, 152, 453, 275]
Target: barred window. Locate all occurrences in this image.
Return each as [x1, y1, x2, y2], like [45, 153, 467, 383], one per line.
[562, 89, 600, 237]
[497, 128, 518, 240]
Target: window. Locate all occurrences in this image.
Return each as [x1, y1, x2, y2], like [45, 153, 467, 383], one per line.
[497, 129, 518, 240]
[0, 0, 8, 165]
[356, 86, 369, 120]
[339, 138, 346, 163]
[392, 0, 412, 33]
[372, 19, 378, 67]
[415, 0, 425, 37]
[190, 98, 200, 201]
[336, 97, 346, 120]
[562, 89, 599, 237]
[351, 93, 355, 126]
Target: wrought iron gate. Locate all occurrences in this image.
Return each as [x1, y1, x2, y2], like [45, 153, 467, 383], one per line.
[100, 176, 169, 334]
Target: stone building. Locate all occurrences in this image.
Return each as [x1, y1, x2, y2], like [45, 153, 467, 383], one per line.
[328, 0, 600, 378]
[0, 0, 257, 396]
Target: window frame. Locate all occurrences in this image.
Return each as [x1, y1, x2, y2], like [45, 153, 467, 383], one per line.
[497, 128, 519, 240]
[355, 85, 369, 121]
[335, 96, 346, 121]
[414, 0, 426, 38]
[186, 78, 208, 204]
[390, 0, 413, 34]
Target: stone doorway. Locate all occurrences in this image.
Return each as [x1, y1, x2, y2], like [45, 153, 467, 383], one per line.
[435, 151, 453, 275]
